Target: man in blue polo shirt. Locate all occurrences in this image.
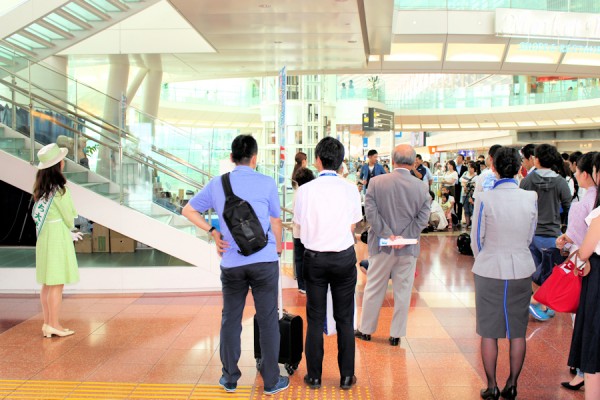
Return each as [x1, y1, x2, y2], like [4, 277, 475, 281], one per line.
[182, 135, 288, 396]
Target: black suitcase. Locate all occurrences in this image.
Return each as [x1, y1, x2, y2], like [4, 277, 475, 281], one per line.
[254, 312, 303, 375]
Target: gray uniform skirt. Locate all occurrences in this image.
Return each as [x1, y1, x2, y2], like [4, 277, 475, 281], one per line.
[474, 274, 531, 339]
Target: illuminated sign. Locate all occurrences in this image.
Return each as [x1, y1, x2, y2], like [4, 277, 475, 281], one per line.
[496, 8, 600, 41]
[519, 42, 600, 54]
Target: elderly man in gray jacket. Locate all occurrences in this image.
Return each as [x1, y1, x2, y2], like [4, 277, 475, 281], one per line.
[354, 144, 430, 346]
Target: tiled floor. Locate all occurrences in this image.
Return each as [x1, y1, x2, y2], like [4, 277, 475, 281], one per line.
[0, 234, 585, 399]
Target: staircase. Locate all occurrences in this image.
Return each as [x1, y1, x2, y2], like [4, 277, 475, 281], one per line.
[0, 0, 160, 74]
[0, 123, 221, 279]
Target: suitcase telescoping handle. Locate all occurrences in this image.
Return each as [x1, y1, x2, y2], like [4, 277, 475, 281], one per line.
[278, 256, 283, 320]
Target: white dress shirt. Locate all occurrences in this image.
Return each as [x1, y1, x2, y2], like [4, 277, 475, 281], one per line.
[293, 170, 362, 252]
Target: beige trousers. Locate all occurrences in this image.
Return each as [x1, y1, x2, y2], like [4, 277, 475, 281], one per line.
[358, 252, 417, 338]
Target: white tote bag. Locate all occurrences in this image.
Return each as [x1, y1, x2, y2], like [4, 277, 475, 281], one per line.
[323, 285, 357, 336]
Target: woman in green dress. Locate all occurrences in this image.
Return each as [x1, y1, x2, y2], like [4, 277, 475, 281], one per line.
[33, 143, 81, 338]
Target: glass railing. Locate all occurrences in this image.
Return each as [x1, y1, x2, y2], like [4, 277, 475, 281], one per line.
[0, 81, 213, 243]
[160, 86, 261, 108]
[385, 77, 600, 110]
[394, 0, 600, 13]
[336, 87, 386, 102]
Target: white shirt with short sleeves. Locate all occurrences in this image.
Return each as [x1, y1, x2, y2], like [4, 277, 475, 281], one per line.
[585, 206, 600, 255]
[293, 171, 362, 252]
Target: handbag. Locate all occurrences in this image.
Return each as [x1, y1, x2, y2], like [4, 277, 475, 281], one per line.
[533, 251, 589, 313]
[532, 247, 565, 286]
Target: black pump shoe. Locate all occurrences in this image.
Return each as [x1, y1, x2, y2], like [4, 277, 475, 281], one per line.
[500, 385, 517, 399]
[561, 380, 584, 391]
[354, 330, 371, 341]
[480, 386, 500, 400]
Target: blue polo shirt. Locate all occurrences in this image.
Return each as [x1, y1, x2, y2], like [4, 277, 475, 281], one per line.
[188, 166, 280, 268]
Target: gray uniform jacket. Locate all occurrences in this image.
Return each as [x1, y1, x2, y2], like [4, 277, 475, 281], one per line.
[470, 179, 538, 280]
[365, 168, 430, 257]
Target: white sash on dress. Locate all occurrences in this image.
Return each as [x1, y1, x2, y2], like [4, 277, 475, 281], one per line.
[32, 192, 55, 238]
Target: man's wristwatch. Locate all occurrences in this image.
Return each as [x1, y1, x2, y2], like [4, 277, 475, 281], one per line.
[208, 226, 216, 234]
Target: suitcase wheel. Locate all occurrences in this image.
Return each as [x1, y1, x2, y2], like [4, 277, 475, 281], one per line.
[255, 358, 262, 371]
[284, 363, 298, 376]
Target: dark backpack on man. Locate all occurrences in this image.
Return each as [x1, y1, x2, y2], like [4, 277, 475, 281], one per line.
[221, 172, 268, 256]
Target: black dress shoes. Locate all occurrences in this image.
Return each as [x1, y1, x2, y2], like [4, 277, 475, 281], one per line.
[480, 386, 500, 400]
[354, 329, 371, 341]
[500, 385, 517, 399]
[389, 336, 400, 346]
[303, 375, 321, 389]
[340, 375, 357, 390]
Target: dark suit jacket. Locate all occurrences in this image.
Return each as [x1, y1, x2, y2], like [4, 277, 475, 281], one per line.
[365, 168, 430, 257]
[455, 164, 468, 199]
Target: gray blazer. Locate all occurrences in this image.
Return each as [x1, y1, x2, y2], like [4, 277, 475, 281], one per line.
[365, 168, 430, 257]
[470, 179, 538, 280]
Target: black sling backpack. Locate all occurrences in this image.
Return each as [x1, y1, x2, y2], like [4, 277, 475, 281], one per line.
[221, 172, 268, 256]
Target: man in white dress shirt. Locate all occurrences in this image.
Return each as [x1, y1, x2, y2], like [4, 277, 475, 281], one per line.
[293, 137, 362, 391]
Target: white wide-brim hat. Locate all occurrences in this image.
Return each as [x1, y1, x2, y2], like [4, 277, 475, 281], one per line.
[37, 143, 68, 169]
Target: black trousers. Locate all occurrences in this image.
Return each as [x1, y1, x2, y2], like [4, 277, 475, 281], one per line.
[454, 183, 463, 222]
[220, 262, 280, 387]
[303, 246, 357, 379]
[293, 238, 306, 291]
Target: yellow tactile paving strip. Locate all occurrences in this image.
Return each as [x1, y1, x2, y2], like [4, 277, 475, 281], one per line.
[0, 380, 252, 399]
[252, 385, 370, 400]
[0, 380, 370, 400]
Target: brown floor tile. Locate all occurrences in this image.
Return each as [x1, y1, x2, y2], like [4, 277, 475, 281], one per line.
[0, 234, 586, 400]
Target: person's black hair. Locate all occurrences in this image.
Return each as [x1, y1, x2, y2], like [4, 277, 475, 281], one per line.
[429, 190, 435, 201]
[441, 193, 448, 201]
[468, 161, 480, 175]
[534, 143, 562, 170]
[593, 152, 600, 208]
[33, 162, 66, 201]
[457, 154, 464, 161]
[367, 149, 378, 157]
[488, 144, 502, 158]
[477, 154, 485, 160]
[292, 167, 315, 188]
[231, 134, 258, 165]
[521, 143, 536, 160]
[562, 152, 570, 161]
[493, 147, 521, 179]
[577, 152, 597, 179]
[315, 137, 345, 171]
[569, 151, 583, 165]
[416, 154, 423, 160]
[446, 160, 457, 172]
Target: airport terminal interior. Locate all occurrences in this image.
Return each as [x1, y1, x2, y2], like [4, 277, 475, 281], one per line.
[1, 0, 600, 398]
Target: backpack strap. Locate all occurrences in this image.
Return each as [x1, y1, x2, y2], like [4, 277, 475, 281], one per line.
[221, 172, 235, 200]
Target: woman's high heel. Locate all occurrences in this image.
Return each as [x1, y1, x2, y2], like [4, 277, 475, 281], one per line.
[43, 325, 75, 338]
[480, 386, 500, 400]
[561, 380, 584, 391]
[42, 324, 48, 336]
[500, 385, 517, 399]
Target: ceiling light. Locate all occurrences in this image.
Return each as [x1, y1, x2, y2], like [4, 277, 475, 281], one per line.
[440, 123, 459, 129]
[459, 123, 479, 129]
[517, 121, 537, 127]
[574, 118, 593, 124]
[537, 120, 556, 126]
[555, 119, 574, 125]
[368, 55, 380, 62]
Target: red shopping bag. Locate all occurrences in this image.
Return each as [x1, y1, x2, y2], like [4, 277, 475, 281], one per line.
[533, 252, 584, 314]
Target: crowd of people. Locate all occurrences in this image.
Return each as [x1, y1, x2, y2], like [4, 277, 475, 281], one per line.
[32, 135, 600, 399]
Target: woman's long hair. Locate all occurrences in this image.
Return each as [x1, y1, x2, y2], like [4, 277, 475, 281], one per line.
[33, 162, 66, 201]
[593, 153, 600, 208]
[292, 152, 307, 180]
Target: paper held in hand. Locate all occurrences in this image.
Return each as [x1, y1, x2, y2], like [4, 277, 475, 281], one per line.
[379, 238, 418, 246]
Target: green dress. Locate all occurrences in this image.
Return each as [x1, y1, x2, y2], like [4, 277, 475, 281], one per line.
[35, 186, 79, 285]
